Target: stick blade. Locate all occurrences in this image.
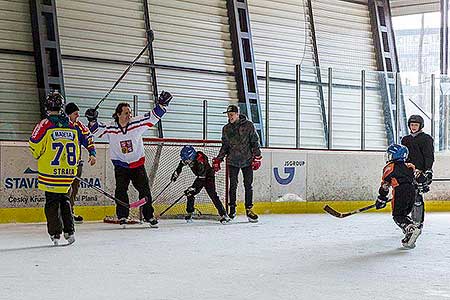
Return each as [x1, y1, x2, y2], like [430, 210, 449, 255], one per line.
[129, 197, 147, 208]
[323, 205, 345, 218]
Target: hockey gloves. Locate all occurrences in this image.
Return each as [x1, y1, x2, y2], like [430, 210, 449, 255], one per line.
[184, 186, 196, 197]
[158, 90, 173, 106]
[424, 169, 433, 185]
[85, 108, 98, 123]
[171, 171, 179, 182]
[252, 156, 262, 170]
[212, 157, 221, 172]
[375, 195, 388, 210]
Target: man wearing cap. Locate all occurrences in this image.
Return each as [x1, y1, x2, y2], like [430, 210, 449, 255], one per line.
[212, 104, 262, 223]
[65, 102, 97, 223]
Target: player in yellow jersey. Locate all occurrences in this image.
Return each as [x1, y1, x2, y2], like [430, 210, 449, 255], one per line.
[29, 92, 84, 246]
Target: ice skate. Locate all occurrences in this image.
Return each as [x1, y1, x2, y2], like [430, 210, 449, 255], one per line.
[185, 213, 193, 223]
[219, 214, 231, 224]
[246, 208, 259, 223]
[50, 234, 60, 246]
[74, 215, 84, 224]
[64, 232, 76, 245]
[228, 206, 236, 220]
[119, 217, 128, 229]
[402, 224, 421, 249]
[145, 217, 159, 228]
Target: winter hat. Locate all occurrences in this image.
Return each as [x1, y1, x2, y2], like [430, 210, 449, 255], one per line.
[65, 102, 79, 115]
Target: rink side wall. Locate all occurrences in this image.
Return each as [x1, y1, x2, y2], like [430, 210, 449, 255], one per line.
[1, 142, 450, 223]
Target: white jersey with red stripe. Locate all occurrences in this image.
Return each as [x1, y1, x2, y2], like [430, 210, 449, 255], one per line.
[89, 105, 166, 168]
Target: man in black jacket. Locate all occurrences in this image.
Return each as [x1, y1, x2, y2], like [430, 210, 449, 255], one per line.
[213, 105, 262, 223]
[401, 114, 434, 229]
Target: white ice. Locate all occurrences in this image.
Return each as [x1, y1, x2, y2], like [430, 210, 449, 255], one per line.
[1, 213, 450, 300]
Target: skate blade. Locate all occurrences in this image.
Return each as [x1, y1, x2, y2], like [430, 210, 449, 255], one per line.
[185, 219, 194, 224]
[247, 217, 259, 223]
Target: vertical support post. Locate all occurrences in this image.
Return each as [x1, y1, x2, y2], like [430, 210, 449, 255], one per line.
[265, 61, 270, 147]
[395, 72, 401, 143]
[296, 64, 301, 148]
[133, 95, 138, 117]
[361, 70, 366, 151]
[203, 100, 208, 140]
[328, 67, 333, 150]
[431, 74, 436, 139]
[444, 98, 448, 150]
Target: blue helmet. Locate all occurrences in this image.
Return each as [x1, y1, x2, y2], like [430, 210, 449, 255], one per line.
[387, 144, 409, 162]
[180, 145, 197, 162]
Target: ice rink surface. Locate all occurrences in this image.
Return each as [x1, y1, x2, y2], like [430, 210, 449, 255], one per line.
[1, 213, 450, 300]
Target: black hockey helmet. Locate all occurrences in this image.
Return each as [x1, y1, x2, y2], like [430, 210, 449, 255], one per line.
[45, 91, 64, 112]
[408, 114, 424, 130]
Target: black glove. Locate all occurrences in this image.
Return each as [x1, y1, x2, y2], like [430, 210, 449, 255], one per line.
[158, 91, 172, 106]
[425, 170, 433, 185]
[85, 108, 98, 122]
[171, 171, 179, 182]
[375, 195, 388, 210]
[184, 187, 196, 197]
[417, 182, 430, 194]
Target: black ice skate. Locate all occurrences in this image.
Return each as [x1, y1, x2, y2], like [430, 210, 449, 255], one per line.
[74, 215, 84, 224]
[228, 206, 236, 219]
[219, 214, 231, 224]
[185, 213, 193, 223]
[64, 232, 76, 245]
[402, 224, 421, 249]
[50, 234, 60, 246]
[145, 217, 159, 228]
[246, 208, 259, 223]
[119, 217, 128, 228]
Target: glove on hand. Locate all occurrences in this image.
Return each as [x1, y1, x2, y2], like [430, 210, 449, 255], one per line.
[171, 171, 179, 182]
[158, 90, 172, 106]
[212, 157, 221, 173]
[85, 108, 98, 123]
[375, 195, 388, 210]
[251, 156, 262, 171]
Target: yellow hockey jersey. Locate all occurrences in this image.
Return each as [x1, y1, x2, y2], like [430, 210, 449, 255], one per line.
[29, 116, 82, 193]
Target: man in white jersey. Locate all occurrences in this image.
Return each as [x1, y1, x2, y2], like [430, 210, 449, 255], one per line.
[86, 91, 172, 227]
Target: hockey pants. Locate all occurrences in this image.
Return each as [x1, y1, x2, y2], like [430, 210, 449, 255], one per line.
[114, 165, 154, 220]
[44, 191, 74, 236]
[186, 177, 226, 216]
[391, 184, 416, 232]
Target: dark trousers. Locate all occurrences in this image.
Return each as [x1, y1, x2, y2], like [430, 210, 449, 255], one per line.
[69, 161, 83, 212]
[228, 165, 254, 209]
[392, 184, 416, 231]
[114, 165, 154, 220]
[186, 177, 226, 216]
[44, 191, 74, 236]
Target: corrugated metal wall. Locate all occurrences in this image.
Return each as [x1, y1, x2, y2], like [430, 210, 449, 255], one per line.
[248, 0, 327, 148]
[0, 0, 39, 140]
[56, 0, 156, 136]
[148, 0, 237, 140]
[312, 0, 386, 150]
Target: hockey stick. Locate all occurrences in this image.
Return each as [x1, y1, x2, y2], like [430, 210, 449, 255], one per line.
[93, 41, 151, 110]
[75, 176, 147, 209]
[156, 194, 185, 218]
[432, 178, 450, 182]
[323, 199, 392, 219]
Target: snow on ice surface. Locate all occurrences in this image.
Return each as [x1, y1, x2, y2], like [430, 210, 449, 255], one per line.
[1, 213, 450, 300]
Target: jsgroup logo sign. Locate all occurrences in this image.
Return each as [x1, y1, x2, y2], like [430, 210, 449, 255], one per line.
[273, 160, 305, 185]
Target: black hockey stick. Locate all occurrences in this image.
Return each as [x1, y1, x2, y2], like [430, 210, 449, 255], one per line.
[75, 176, 147, 209]
[323, 199, 392, 218]
[432, 178, 450, 182]
[156, 194, 185, 218]
[94, 40, 152, 110]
